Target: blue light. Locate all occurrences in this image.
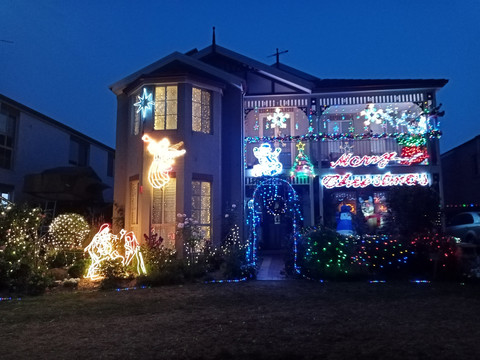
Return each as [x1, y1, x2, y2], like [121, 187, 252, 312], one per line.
[134, 88, 154, 118]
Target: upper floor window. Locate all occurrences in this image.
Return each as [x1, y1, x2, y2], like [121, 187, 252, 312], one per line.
[0, 105, 16, 170]
[192, 87, 211, 133]
[154, 86, 177, 130]
[69, 136, 89, 166]
[131, 94, 141, 135]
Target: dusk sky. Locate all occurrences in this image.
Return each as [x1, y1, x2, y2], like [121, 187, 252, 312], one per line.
[1, 0, 478, 152]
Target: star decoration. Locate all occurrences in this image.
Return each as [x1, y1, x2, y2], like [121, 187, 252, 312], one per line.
[296, 141, 306, 151]
[134, 88, 155, 118]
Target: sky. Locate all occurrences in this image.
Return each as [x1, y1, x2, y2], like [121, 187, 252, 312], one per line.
[0, 0, 479, 152]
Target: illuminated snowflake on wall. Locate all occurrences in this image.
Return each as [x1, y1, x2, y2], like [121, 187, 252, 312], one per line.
[267, 108, 289, 129]
[361, 103, 384, 126]
[134, 88, 155, 118]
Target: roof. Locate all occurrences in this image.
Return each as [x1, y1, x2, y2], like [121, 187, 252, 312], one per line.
[0, 94, 114, 153]
[111, 43, 448, 96]
[441, 135, 480, 157]
[191, 44, 448, 93]
[109, 51, 245, 95]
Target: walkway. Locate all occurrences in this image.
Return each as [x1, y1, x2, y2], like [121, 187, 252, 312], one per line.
[256, 251, 287, 280]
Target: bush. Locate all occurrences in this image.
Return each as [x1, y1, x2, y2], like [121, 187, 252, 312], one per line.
[68, 258, 89, 278]
[298, 228, 354, 280]
[48, 213, 90, 250]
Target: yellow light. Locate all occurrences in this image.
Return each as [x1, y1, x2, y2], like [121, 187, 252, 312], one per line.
[84, 224, 147, 280]
[142, 135, 186, 189]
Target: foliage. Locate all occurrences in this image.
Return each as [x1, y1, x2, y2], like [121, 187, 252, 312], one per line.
[48, 213, 90, 250]
[99, 258, 130, 289]
[176, 213, 207, 266]
[138, 233, 184, 285]
[297, 228, 461, 281]
[385, 185, 440, 236]
[298, 227, 353, 280]
[68, 258, 89, 278]
[0, 202, 54, 294]
[219, 224, 251, 279]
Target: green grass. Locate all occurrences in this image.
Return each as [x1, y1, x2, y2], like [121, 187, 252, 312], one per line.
[1, 281, 480, 359]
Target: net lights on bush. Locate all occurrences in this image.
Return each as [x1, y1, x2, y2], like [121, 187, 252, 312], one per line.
[351, 235, 413, 270]
[84, 224, 146, 280]
[48, 213, 90, 250]
[134, 88, 155, 118]
[142, 135, 186, 189]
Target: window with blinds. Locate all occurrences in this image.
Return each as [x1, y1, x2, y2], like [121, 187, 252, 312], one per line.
[154, 86, 177, 130]
[192, 180, 211, 240]
[129, 180, 139, 225]
[152, 179, 176, 224]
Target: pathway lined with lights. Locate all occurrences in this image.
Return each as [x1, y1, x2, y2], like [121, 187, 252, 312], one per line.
[257, 253, 287, 280]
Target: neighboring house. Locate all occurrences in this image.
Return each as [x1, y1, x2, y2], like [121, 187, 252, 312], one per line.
[110, 40, 447, 255]
[442, 135, 480, 215]
[0, 94, 114, 216]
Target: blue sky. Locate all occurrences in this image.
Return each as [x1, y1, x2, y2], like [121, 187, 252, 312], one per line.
[1, 0, 478, 152]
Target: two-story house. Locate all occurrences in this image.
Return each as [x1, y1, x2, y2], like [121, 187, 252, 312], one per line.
[0, 94, 114, 216]
[110, 41, 447, 256]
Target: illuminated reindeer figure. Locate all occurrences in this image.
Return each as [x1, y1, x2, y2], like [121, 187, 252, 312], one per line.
[142, 134, 186, 189]
[84, 224, 147, 280]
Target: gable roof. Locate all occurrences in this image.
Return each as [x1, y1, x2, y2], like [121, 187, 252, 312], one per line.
[109, 51, 245, 95]
[191, 44, 448, 94]
[190, 45, 315, 93]
[0, 94, 114, 152]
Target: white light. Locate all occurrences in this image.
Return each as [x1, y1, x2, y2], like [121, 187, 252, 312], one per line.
[142, 135, 186, 189]
[267, 108, 289, 129]
[84, 224, 146, 280]
[252, 143, 283, 177]
[134, 88, 155, 118]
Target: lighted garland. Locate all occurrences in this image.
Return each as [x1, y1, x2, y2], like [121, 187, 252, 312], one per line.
[247, 178, 303, 271]
[244, 130, 441, 144]
[351, 235, 413, 270]
[410, 234, 458, 270]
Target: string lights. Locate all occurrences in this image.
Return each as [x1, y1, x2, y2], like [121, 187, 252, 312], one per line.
[84, 224, 146, 280]
[142, 135, 186, 189]
[133, 88, 155, 118]
[252, 143, 283, 177]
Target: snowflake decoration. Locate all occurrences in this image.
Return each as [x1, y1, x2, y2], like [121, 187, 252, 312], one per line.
[267, 108, 289, 129]
[134, 88, 155, 118]
[361, 103, 384, 126]
[407, 115, 428, 135]
[339, 142, 354, 155]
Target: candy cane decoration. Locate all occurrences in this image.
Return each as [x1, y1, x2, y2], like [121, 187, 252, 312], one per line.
[142, 135, 186, 189]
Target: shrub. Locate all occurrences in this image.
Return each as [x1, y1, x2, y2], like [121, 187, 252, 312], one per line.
[68, 258, 88, 278]
[299, 228, 353, 280]
[48, 213, 90, 250]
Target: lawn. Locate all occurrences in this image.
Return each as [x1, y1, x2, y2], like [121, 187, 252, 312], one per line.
[1, 280, 480, 359]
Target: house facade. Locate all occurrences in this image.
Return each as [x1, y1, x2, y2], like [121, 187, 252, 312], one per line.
[442, 135, 480, 215]
[0, 94, 114, 215]
[110, 43, 447, 255]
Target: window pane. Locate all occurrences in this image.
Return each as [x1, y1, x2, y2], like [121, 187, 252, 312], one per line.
[166, 100, 177, 115]
[192, 181, 201, 195]
[166, 115, 177, 130]
[202, 90, 210, 104]
[130, 180, 138, 225]
[155, 115, 165, 130]
[192, 87, 201, 103]
[167, 86, 177, 100]
[193, 102, 201, 118]
[193, 116, 202, 132]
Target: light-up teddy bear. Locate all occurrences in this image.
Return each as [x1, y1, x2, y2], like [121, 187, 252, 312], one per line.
[252, 143, 283, 177]
[142, 134, 186, 189]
